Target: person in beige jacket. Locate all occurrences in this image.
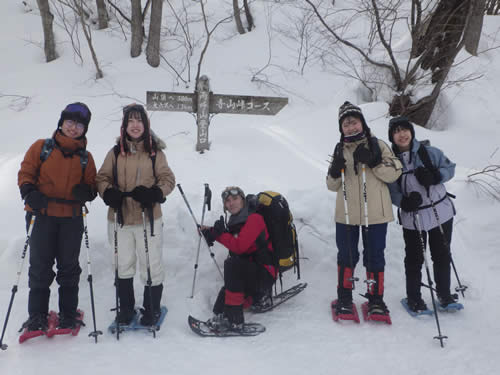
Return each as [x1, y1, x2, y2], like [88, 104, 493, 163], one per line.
[96, 104, 175, 327]
[327, 102, 402, 318]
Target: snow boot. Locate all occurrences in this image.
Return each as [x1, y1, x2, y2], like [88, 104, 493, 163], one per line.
[140, 284, 163, 326]
[117, 278, 136, 325]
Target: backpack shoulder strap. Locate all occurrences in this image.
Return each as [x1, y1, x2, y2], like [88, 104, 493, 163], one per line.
[112, 145, 120, 187]
[40, 138, 55, 162]
[417, 144, 434, 171]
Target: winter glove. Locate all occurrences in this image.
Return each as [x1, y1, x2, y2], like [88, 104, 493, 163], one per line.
[353, 143, 382, 168]
[213, 215, 227, 237]
[24, 190, 48, 211]
[72, 183, 97, 203]
[201, 228, 216, 247]
[328, 143, 346, 179]
[400, 191, 423, 212]
[103, 188, 124, 210]
[414, 166, 441, 188]
[131, 185, 164, 207]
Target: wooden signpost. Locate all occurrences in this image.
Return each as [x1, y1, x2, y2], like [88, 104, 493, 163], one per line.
[146, 75, 288, 152]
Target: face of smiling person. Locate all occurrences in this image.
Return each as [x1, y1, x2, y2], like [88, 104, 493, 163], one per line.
[61, 119, 85, 139]
[126, 112, 145, 140]
[224, 195, 245, 215]
[341, 116, 363, 136]
[393, 127, 412, 151]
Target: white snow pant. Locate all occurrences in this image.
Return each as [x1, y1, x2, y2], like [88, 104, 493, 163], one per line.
[107, 218, 165, 286]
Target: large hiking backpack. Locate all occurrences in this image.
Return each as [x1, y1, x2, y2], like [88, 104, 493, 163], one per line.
[254, 191, 300, 281]
[40, 138, 89, 174]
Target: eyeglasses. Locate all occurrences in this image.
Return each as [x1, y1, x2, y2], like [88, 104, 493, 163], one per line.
[64, 119, 85, 131]
[64, 103, 90, 119]
[221, 188, 243, 201]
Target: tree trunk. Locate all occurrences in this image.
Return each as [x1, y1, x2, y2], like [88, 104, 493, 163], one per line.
[95, 0, 108, 29]
[465, 0, 486, 55]
[74, 0, 103, 79]
[131, 0, 143, 58]
[233, 0, 245, 34]
[36, 0, 57, 62]
[146, 0, 163, 67]
[243, 0, 254, 31]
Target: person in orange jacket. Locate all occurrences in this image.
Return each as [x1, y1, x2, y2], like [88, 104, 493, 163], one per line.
[18, 102, 97, 332]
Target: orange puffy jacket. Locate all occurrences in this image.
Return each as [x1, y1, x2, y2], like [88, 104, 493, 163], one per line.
[18, 131, 97, 217]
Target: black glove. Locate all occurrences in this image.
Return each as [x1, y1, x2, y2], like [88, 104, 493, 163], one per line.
[414, 166, 441, 188]
[103, 188, 123, 210]
[131, 185, 164, 206]
[328, 143, 346, 179]
[72, 183, 97, 203]
[353, 143, 382, 168]
[213, 215, 226, 237]
[400, 191, 423, 212]
[201, 228, 216, 247]
[24, 190, 48, 211]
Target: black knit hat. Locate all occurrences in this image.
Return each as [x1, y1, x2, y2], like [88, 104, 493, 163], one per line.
[57, 102, 92, 136]
[388, 116, 414, 144]
[338, 101, 369, 133]
[120, 103, 155, 157]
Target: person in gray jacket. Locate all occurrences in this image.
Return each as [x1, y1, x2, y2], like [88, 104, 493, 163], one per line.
[327, 102, 402, 317]
[387, 116, 458, 313]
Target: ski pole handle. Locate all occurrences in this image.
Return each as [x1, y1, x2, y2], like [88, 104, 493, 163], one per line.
[204, 183, 212, 211]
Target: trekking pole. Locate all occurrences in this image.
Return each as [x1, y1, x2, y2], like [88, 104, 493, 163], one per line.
[141, 208, 157, 338]
[177, 184, 223, 279]
[341, 169, 359, 289]
[0, 214, 36, 351]
[82, 206, 103, 343]
[426, 192, 467, 297]
[361, 165, 376, 288]
[415, 212, 447, 348]
[112, 212, 120, 341]
[190, 183, 212, 298]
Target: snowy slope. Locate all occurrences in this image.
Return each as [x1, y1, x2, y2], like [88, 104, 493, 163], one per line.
[1, 2, 499, 375]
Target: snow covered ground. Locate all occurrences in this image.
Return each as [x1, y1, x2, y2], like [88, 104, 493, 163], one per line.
[1, 2, 499, 374]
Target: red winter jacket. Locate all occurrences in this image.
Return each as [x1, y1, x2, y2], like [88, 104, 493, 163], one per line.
[216, 213, 277, 279]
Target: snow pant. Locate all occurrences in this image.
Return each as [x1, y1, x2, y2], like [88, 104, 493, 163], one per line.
[403, 218, 453, 301]
[336, 223, 387, 302]
[107, 218, 165, 286]
[26, 212, 83, 318]
[213, 256, 275, 324]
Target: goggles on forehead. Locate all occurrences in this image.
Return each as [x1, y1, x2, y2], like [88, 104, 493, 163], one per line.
[64, 103, 90, 119]
[221, 188, 244, 201]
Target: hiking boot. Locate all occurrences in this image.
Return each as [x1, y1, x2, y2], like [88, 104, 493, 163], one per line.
[139, 308, 161, 326]
[406, 298, 428, 313]
[20, 314, 48, 332]
[206, 314, 243, 332]
[334, 299, 354, 315]
[57, 313, 85, 329]
[366, 296, 389, 316]
[252, 294, 273, 311]
[117, 309, 136, 325]
[438, 293, 458, 308]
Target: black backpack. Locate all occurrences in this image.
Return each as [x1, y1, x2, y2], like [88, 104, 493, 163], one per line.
[252, 191, 300, 282]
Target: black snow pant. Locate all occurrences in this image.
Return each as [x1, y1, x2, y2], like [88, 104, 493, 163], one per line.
[403, 218, 453, 302]
[26, 212, 83, 318]
[213, 256, 274, 324]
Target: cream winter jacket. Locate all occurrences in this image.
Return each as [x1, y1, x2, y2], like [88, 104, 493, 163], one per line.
[96, 135, 176, 226]
[326, 137, 402, 225]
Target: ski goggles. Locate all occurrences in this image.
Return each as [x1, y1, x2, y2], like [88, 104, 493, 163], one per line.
[64, 103, 90, 120]
[221, 187, 245, 202]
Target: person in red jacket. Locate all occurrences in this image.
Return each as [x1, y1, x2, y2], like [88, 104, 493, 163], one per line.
[18, 102, 97, 332]
[201, 186, 276, 332]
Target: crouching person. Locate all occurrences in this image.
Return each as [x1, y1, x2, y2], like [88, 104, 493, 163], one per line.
[96, 104, 175, 327]
[201, 186, 276, 332]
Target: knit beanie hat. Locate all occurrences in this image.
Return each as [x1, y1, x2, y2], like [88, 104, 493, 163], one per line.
[57, 102, 92, 136]
[338, 101, 369, 133]
[120, 103, 155, 157]
[388, 116, 415, 144]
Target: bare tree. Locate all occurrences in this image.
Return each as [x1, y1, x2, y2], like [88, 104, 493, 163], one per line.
[36, 0, 58, 62]
[146, 0, 163, 67]
[302, 0, 486, 127]
[131, 0, 143, 57]
[233, 0, 245, 34]
[96, 0, 108, 29]
[243, 0, 254, 31]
